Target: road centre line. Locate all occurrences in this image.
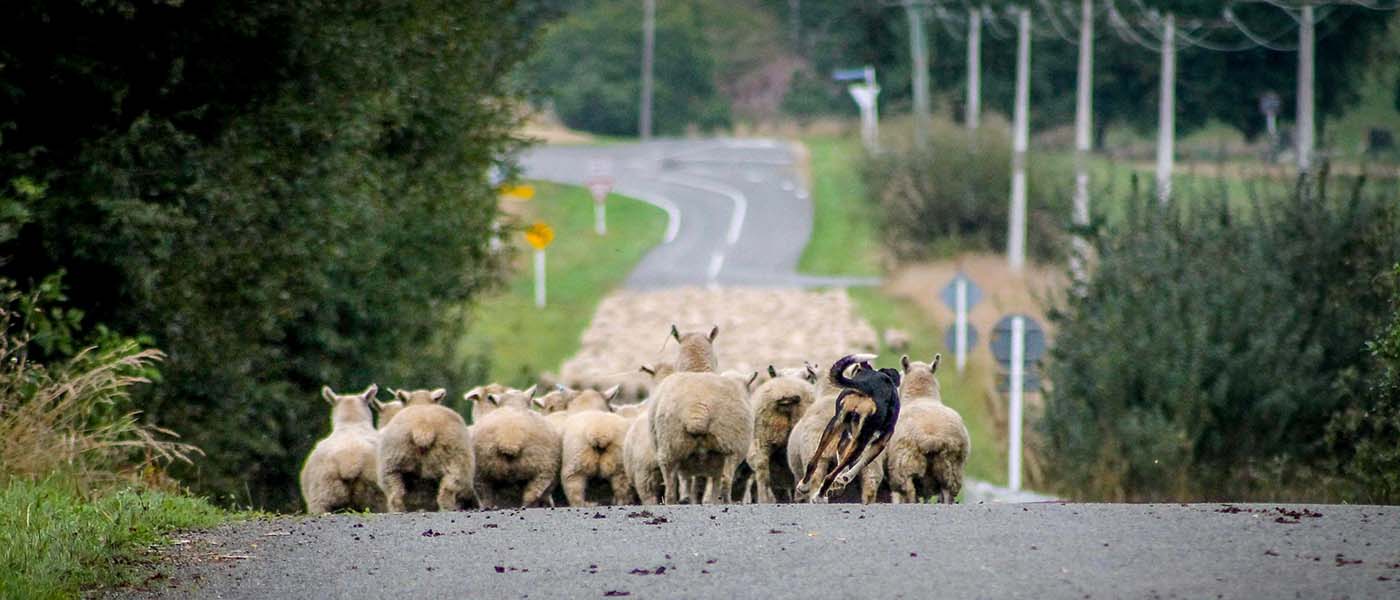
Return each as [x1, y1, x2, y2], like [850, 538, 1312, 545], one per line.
[655, 173, 747, 246]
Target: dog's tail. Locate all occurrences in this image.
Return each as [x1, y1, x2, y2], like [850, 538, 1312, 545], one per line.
[829, 353, 878, 389]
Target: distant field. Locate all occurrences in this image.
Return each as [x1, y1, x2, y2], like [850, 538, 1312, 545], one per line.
[459, 182, 664, 389]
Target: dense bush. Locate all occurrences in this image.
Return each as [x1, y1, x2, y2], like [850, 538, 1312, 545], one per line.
[860, 117, 1071, 262]
[1038, 177, 1400, 501]
[526, 0, 730, 136]
[1, 1, 554, 508]
[1326, 264, 1400, 503]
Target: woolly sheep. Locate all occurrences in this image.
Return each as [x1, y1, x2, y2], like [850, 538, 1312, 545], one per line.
[466, 383, 513, 422]
[622, 365, 674, 505]
[376, 388, 475, 512]
[671, 324, 720, 373]
[470, 386, 562, 508]
[786, 365, 886, 504]
[300, 385, 385, 514]
[373, 398, 405, 430]
[558, 387, 634, 506]
[886, 355, 970, 504]
[747, 370, 817, 503]
[649, 372, 753, 504]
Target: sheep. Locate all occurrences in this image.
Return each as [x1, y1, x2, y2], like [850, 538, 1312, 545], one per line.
[470, 386, 562, 509]
[671, 324, 720, 373]
[747, 370, 817, 503]
[300, 385, 386, 514]
[886, 354, 970, 504]
[786, 364, 886, 504]
[883, 328, 911, 352]
[611, 401, 646, 419]
[373, 398, 405, 429]
[649, 372, 753, 504]
[376, 388, 475, 512]
[465, 382, 512, 422]
[622, 364, 675, 505]
[558, 387, 634, 506]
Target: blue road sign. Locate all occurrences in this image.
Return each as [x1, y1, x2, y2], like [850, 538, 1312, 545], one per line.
[944, 324, 979, 355]
[939, 272, 984, 310]
[997, 369, 1042, 392]
[990, 314, 1046, 366]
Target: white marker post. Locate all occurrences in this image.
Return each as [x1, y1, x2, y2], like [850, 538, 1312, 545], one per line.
[1008, 315, 1025, 491]
[587, 175, 613, 237]
[534, 249, 546, 308]
[595, 202, 607, 236]
[955, 277, 969, 373]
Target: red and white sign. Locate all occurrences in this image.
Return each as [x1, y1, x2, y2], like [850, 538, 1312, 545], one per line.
[587, 176, 613, 205]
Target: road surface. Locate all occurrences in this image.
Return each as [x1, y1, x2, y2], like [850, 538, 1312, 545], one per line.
[126, 502, 1400, 598]
[520, 139, 878, 289]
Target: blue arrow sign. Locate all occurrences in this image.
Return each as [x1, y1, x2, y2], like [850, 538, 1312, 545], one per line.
[939, 272, 983, 310]
[944, 324, 979, 356]
[990, 314, 1046, 366]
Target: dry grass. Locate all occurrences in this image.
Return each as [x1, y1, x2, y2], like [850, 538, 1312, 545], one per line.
[0, 303, 199, 494]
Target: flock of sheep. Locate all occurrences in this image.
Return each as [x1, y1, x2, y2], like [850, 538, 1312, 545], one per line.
[299, 326, 971, 513]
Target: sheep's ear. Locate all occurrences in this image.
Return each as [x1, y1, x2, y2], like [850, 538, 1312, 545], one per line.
[371, 398, 386, 411]
[430, 388, 447, 403]
[602, 384, 621, 402]
[708, 326, 720, 342]
[463, 387, 481, 403]
[670, 324, 681, 342]
[746, 371, 758, 390]
[395, 389, 411, 402]
[532, 396, 545, 408]
[485, 393, 501, 406]
[523, 384, 538, 398]
[901, 355, 911, 373]
[930, 354, 941, 374]
[805, 363, 819, 383]
[362, 384, 379, 402]
[640, 365, 656, 376]
[767, 365, 778, 378]
[321, 386, 337, 405]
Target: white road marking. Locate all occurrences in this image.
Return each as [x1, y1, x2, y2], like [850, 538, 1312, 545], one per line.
[657, 173, 747, 246]
[796, 188, 809, 200]
[708, 252, 725, 279]
[612, 183, 681, 244]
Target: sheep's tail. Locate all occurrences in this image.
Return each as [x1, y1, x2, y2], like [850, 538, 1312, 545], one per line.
[586, 424, 612, 451]
[411, 427, 436, 451]
[495, 428, 524, 458]
[682, 402, 711, 435]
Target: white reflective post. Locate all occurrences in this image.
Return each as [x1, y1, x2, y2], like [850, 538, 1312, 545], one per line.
[955, 278, 969, 373]
[1009, 315, 1025, 491]
[595, 202, 607, 236]
[534, 249, 546, 308]
[1007, 9, 1031, 272]
[1155, 13, 1176, 205]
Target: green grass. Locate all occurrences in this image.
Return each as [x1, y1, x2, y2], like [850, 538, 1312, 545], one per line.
[797, 136, 882, 277]
[0, 478, 233, 598]
[461, 181, 665, 388]
[847, 288, 1005, 487]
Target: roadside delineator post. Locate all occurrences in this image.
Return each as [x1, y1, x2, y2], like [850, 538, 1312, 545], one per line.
[939, 272, 983, 374]
[524, 222, 554, 308]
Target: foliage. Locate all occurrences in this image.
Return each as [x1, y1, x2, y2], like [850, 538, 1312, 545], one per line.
[1, 1, 553, 509]
[860, 116, 1070, 262]
[1326, 264, 1400, 504]
[799, 136, 882, 277]
[1039, 175, 1400, 501]
[527, 0, 730, 135]
[0, 478, 229, 599]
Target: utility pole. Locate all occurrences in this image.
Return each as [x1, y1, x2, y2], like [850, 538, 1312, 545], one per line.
[966, 7, 981, 132]
[639, 0, 656, 140]
[789, 0, 801, 49]
[1071, 0, 1094, 281]
[1155, 12, 1176, 206]
[1297, 3, 1315, 173]
[1008, 8, 1031, 272]
[905, 0, 931, 149]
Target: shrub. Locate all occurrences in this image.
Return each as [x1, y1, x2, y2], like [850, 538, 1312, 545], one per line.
[1326, 264, 1400, 503]
[1038, 176, 1400, 501]
[860, 116, 1071, 262]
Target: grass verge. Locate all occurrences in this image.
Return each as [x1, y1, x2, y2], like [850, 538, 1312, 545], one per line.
[797, 136, 882, 277]
[461, 181, 665, 388]
[0, 478, 233, 599]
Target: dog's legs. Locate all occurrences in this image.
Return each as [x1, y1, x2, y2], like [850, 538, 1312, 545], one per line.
[834, 434, 889, 489]
[819, 418, 870, 496]
[796, 410, 845, 495]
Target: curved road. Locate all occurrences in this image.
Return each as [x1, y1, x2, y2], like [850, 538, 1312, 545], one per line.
[520, 139, 878, 289]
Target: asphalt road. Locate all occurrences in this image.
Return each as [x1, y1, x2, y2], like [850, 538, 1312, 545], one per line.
[126, 502, 1400, 599]
[520, 139, 878, 289]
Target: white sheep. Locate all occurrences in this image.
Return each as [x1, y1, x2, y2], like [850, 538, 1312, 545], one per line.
[650, 372, 753, 504]
[465, 383, 512, 422]
[747, 369, 817, 503]
[300, 385, 385, 514]
[671, 324, 720, 373]
[376, 388, 475, 512]
[623, 364, 674, 505]
[470, 386, 562, 508]
[373, 398, 405, 430]
[558, 387, 634, 506]
[786, 365, 886, 504]
[886, 355, 970, 504]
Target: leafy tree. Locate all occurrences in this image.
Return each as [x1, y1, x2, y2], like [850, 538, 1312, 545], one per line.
[527, 0, 730, 136]
[1, 0, 554, 508]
